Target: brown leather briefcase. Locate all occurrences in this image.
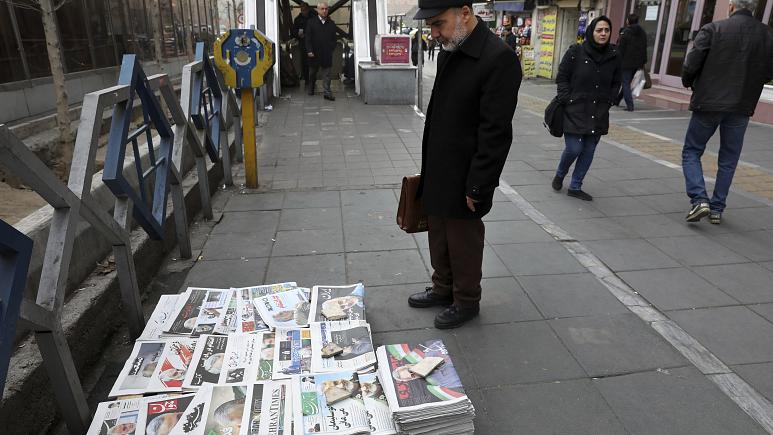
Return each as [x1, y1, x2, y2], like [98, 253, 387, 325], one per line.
[397, 175, 428, 233]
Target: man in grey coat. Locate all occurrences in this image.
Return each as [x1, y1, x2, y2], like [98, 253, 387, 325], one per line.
[408, 0, 522, 329]
[681, 0, 773, 224]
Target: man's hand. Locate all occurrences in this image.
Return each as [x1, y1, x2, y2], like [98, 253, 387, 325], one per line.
[466, 196, 478, 212]
[308, 52, 315, 58]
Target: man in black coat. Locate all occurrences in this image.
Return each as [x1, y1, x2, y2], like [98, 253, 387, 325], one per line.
[292, 2, 314, 84]
[680, 0, 773, 224]
[614, 14, 647, 111]
[305, 2, 337, 100]
[407, 0, 522, 329]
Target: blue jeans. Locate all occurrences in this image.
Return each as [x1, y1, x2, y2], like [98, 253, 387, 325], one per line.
[620, 68, 635, 110]
[556, 133, 601, 190]
[682, 111, 749, 213]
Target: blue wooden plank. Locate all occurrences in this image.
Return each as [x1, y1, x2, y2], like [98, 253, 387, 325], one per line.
[191, 42, 223, 163]
[0, 219, 33, 395]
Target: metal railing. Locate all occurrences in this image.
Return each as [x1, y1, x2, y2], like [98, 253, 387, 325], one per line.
[0, 41, 242, 433]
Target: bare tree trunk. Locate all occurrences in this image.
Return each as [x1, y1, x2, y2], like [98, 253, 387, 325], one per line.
[39, 0, 73, 176]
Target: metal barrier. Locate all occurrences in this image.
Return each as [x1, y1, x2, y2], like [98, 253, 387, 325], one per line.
[0, 46, 242, 433]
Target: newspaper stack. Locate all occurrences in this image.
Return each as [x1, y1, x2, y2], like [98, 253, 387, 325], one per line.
[376, 339, 475, 435]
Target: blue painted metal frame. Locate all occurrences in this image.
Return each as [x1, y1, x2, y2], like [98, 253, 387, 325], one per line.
[0, 219, 33, 395]
[103, 55, 175, 240]
[191, 42, 223, 163]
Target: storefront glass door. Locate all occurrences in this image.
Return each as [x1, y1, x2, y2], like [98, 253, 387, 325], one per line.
[658, 0, 714, 86]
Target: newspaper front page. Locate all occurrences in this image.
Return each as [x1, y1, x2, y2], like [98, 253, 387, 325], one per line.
[310, 321, 376, 373]
[164, 288, 228, 336]
[182, 335, 229, 390]
[219, 333, 261, 385]
[272, 328, 312, 379]
[240, 380, 293, 435]
[169, 384, 248, 435]
[376, 339, 469, 413]
[291, 371, 370, 435]
[214, 290, 239, 335]
[309, 284, 365, 323]
[109, 338, 197, 397]
[255, 332, 276, 382]
[138, 294, 181, 341]
[254, 288, 310, 330]
[88, 396, 159, 435]
[358, 373, 397, 435]
[135, 394, 196, 435]
[237, 287, 269, 333]
[190, 289, 232, 337]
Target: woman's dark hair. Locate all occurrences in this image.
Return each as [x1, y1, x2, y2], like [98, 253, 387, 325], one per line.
[627, 14, 640, 25]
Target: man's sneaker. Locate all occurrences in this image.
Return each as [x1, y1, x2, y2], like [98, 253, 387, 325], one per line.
[686, 202, 710, 222]
[551, 175, 564, 191]
[408, 287, 453, 308]
[434, 305, 479, 329]
[709, 212, 721, 225]
[567, 189, 593, 201]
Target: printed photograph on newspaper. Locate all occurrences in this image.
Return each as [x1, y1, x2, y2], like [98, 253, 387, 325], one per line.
[163, 288, 213, 335]
[310, 321, 375, 373]
[190, 289, 232, 337]
[272, 328, 312, 379]
[219, 333, 261, 384]
[246, 282, 298, 300]
[309, 284, 365, 323]
[236, 287, 269, 333]
[379, 339, 467, 410]
[135, 394, 196, 435]
[138, 294, 181, 341]
[359, 373, 396, 435]
[254, 288, 310, 330]
[240, 380, 292, 435]
[292, 371, 370, 435]
[109, 338, 197, 397]
[183, 335, 228, 390]
[255, 332, 275, 382]
[87, 397, 154, 435]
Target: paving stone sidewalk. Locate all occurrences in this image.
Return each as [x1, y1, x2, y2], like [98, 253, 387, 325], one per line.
[85, 76, 773, 434]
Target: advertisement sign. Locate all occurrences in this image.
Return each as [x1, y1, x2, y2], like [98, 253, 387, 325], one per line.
[472, 3, 495, 22]
[537, 7, 557, 79]
[376, 35, 411, 65]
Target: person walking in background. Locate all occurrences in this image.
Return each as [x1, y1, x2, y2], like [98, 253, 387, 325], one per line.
[407, 0, 521, 329]
[614, 13, 647, 111]
[680, 0, 773, 224]
[551, 16, 621, 201]
[305, 2, 337, 101]
[427, 37, 437, 61]
[292, 2, 314, 84]
[411, 29, 427, 66]
[505, 27, 519, 52]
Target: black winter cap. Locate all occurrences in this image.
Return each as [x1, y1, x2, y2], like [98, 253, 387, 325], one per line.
[414, 0, 471, 20]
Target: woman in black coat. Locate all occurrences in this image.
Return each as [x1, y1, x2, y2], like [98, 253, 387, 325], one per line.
[551, 16, 622, 201]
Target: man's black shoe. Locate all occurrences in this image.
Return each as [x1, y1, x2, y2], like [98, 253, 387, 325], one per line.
[567, 189, 593, 201]
[408, 287, 453, 308]
[323, 94, 335, 101]
[434, 305, 479, 329]
[686, 202, 710, 222]
[551, 175, 564, 191]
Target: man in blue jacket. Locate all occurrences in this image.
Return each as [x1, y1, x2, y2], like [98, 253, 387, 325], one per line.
[681, 0, 773, 224]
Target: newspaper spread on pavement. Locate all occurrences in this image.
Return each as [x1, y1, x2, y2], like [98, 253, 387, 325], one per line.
[168, 383, 247, 435]
[254, 288, 310, 330]
[376, 339, 468, 413]
[138, 294, 181, 341]
[237, 287, 270, 333]
[164, 288, 228, 336]
[190, 289, 232, 337]
[214, 290, 239, 335]
[309, 284, 365, 323]
[88, 396, 164, 435]
[359, 372, 397, 435]
[310, 321, 376, 373]
[255, 332, 276, 382]
[135, 393, 196, 435]
[291, 371, 370, 435]
[219, 333, 261, 385]
[272, 328, 312, 379]
[182, 335, 229, 390]
[241, 380, 293, 435]
[109, 338, 197, 397]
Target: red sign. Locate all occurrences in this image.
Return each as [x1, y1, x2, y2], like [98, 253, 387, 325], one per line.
[377, 35, 411, 65]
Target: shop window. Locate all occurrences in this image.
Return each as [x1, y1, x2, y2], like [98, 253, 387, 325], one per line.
[14, 6, 50, 78]
[84, 0, 119, 68]
[127, 0, 156, 61]
[159, 0, 179, 57]
[0, 6, 25, 83]
[755, 0, 768, 21]
[57, 0, 93, 72]
[171, 0, 186, 54]
[107, 0, 131, 57]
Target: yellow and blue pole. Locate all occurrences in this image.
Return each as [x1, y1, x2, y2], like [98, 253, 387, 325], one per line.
[241, 89, 258, 188]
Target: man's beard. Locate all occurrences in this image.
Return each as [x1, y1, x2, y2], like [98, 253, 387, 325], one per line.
[440, 16, 468, 52]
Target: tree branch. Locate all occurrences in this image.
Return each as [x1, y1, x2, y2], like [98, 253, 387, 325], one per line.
[0, 0, 41, 12]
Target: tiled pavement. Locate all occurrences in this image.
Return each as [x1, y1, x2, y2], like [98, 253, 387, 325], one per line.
[91, 73, 773, 434]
